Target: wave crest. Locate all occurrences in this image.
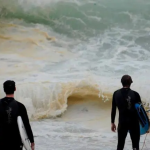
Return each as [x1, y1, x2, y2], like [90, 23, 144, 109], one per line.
[7, 79, 111, 120]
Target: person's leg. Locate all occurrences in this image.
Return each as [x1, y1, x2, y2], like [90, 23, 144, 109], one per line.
[129, 122, 140, 150]
[117, 123, 128, 150]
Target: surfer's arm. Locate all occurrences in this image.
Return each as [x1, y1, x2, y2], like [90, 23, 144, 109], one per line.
[20, 104, 34, 143]
[111, 92, 116, 124]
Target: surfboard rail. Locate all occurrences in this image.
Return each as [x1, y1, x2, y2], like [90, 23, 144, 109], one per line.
[135, 103, 150, 135]
[17, 116, 32, 150]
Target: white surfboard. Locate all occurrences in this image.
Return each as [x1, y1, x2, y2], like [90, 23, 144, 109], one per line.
[17, 116, 32, 150]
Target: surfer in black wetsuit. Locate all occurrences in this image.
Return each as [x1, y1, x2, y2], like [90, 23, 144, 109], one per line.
[111, 75, 141, 150]
[0, 80, 35, 150]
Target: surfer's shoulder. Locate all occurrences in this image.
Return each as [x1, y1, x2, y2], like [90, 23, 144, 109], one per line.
[130, 90, 141, 102]
[130, 89, 140, 96]
[16, 101, 26, 110]
[113, 89, 121, 95]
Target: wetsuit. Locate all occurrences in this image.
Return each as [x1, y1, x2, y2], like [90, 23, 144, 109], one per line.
[0, 97, 34, 150]
[111, 88, 141, 150]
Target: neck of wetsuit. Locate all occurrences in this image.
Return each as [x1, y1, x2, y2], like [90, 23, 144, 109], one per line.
[123, 87, 130, 88]
[6, 94, 14, 98]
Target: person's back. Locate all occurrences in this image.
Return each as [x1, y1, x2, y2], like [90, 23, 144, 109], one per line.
[112, 88, 140, 124]
[0, 80, 34, 150]
[111, 75, 141, 150]
[0, 97, 22, 148]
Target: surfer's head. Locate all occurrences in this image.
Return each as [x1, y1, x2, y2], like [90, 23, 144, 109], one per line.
[3, 80, 16, 94]
[121, 75, 133, 87]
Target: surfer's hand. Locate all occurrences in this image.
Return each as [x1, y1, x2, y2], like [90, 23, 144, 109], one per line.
[31, 143, 35, 150]
[111, 123, 116, 132]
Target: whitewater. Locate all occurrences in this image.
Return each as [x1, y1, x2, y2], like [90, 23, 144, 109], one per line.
[0, 0, 150, 149]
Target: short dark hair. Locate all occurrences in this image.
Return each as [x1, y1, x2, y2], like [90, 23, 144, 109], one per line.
[3, 80, 15, 94]
[121, 75, 133, 87]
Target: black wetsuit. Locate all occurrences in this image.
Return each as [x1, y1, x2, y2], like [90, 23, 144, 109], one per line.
[0, 97, 34, 150]
[111, 88, 141, 150]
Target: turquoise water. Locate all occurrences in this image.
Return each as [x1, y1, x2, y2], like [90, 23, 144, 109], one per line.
[1, 0, 150, 39]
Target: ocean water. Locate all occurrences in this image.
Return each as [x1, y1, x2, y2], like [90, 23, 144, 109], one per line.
[0, 0, 150, 149]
